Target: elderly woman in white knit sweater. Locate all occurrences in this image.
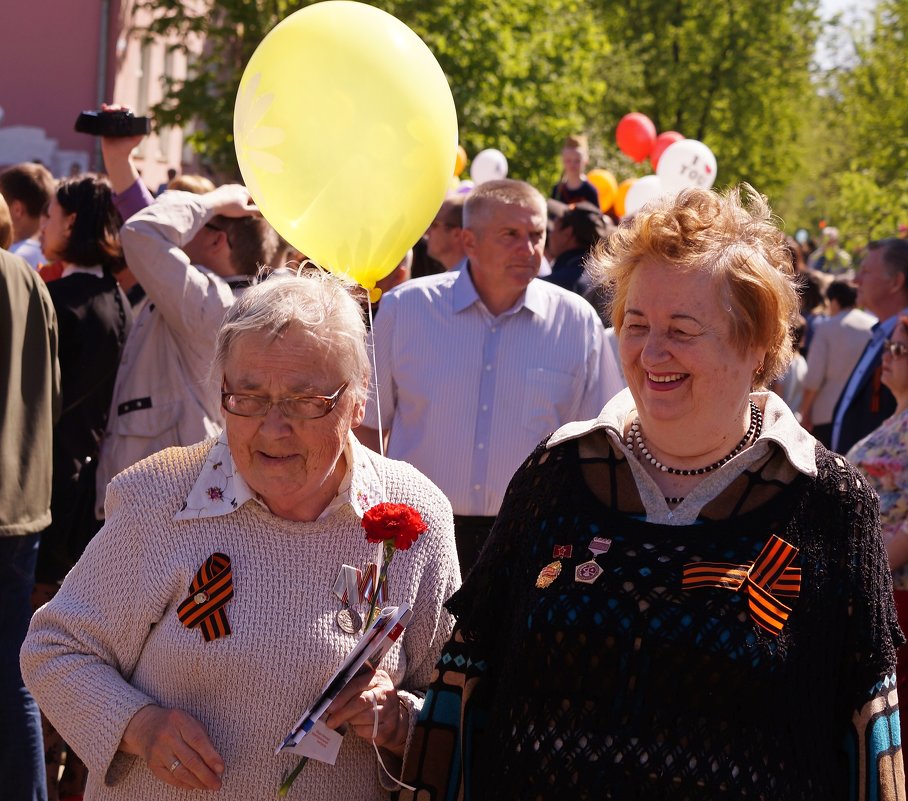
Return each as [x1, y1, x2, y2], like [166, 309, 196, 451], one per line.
[21, 271, 460, 800]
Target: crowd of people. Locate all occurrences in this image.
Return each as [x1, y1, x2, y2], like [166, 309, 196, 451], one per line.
[1, 125, 907, 801]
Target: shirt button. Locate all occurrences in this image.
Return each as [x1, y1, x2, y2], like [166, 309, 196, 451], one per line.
[491, 327, 497, 333]
[477, 443, 485, 450]
[473, 484, 481, 491]
[481, 404, 488, 411]
[485, 364, 492, 371]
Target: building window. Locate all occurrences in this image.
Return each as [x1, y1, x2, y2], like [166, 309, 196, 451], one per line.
[158, 47, 175, 160]
[135, 40, 153, 157]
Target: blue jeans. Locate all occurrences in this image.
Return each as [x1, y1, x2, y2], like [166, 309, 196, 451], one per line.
[0, 533, 48, 801]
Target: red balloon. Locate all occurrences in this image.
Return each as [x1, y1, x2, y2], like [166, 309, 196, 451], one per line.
[649, 131, 684, 170]
[615, 113, 657, 163]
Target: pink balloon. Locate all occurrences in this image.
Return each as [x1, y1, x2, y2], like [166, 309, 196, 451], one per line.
[615, 113, 657, 163]
[649, 131, 684, 170]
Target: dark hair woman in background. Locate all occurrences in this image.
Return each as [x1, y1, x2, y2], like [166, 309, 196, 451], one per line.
[35, 173, 132, 798]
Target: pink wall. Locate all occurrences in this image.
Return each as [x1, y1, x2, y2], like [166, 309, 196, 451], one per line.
[1, 1, 199, 186]
[0, 1, 118, 156]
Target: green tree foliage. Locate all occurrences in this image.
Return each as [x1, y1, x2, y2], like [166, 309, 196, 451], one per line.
[137, 0, 300, 178]
[137, 0, 609, 189]
[377, 0, 609, 190]
[138, 0, 907, 246]
[809, 0, 908, 246]
[594, 0, 821, 201]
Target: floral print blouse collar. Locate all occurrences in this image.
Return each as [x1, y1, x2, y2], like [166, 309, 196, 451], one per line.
[175, 431, 385, 521]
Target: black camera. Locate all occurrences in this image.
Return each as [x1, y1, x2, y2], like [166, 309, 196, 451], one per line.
[74, 109, 151, 137]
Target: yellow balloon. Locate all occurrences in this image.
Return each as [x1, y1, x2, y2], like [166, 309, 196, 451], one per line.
[587, 168, 618, 213]
[234, 1, 458, 290]
[614, 178, 636, 218]
[454, 145, 468, 177]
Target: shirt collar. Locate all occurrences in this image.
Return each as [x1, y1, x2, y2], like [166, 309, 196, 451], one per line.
[547, 387, 818, 478]
[874, 307, 908, 338]
[451, 262, 547, 318]
[61, 264, 104, 279]
[175, 431, 385, 522]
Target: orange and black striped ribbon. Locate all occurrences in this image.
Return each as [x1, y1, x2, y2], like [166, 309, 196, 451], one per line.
[177, 553, 234, 641]
[682, 535, 800, 636]
[359, 561, 388, 605]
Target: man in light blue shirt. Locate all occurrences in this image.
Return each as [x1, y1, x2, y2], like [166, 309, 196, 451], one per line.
[359, 180, 624, 573]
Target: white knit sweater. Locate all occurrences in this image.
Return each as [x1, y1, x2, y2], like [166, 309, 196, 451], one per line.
[21, 438, 460, 800]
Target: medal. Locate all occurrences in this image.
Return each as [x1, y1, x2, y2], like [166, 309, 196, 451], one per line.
[333, 564, 363, 634]
[589, 537, 612, 555]
[574, 536, 612, 585]
[575, 560, 603, 584]
[538, 545, 574, 589]
[536, 560, 562, 588]
[335, 606, 363, 635]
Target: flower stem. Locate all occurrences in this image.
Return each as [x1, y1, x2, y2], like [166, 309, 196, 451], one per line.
[277, 756, 309, 797]
[365, 553, 392, 629]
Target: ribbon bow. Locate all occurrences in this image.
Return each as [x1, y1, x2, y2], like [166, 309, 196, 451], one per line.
[682, 535, 800, 636]
[177, 553, 234, 641]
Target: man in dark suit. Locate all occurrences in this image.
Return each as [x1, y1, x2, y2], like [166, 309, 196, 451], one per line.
[830, 238, 908, 453]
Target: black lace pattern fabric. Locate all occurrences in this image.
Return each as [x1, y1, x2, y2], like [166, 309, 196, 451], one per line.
[411, 437, 901, 801]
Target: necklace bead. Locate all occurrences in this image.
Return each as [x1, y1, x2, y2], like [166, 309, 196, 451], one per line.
[628, 401, 762, 476]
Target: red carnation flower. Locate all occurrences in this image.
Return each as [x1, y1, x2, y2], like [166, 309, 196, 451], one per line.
[362, 502, 427, 551]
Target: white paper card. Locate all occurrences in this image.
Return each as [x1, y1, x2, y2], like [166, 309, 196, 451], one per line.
[287, 719, 343, 764]
[276, 603, 413, 763]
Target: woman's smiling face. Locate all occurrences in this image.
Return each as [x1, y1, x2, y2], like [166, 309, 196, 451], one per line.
[618, 259, 765, 435]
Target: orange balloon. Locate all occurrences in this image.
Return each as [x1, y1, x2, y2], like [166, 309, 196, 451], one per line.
[454, 145, 468, 177]
[587, 168, 618, 213]
[614, 178, 636, 218]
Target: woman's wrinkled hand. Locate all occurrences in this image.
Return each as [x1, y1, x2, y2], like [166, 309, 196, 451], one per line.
[323, 669, 410, 757]
[119, 704, 225, 791]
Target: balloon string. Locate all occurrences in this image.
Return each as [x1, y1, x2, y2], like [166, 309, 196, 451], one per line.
[372, 740, 416, 792]
[366, 299, 388, 503]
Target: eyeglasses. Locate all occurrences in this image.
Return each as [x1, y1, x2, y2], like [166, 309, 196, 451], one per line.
[221, 381, 349, 419]
[882, 339, 908, 358]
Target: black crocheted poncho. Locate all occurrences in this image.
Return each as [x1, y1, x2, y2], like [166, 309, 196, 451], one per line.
[401, 436, 904, 801]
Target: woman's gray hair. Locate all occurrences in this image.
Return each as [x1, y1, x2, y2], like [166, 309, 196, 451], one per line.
[213, 268, 370, 400]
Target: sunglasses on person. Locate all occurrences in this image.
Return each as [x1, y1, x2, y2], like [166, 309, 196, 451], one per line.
[882, 339, 908, 358]
[221, 381, 349, 419]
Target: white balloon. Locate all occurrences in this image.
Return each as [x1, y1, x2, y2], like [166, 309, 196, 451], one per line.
[470, 148, 508, 185]
[655, 139, 718, 193]
[623, 175, 667, 217]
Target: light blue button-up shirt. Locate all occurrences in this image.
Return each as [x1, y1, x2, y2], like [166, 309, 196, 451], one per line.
[364, 267, 625, 516]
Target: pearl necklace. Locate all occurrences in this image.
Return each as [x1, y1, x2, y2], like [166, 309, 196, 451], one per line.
[627, 400, 763, 476]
